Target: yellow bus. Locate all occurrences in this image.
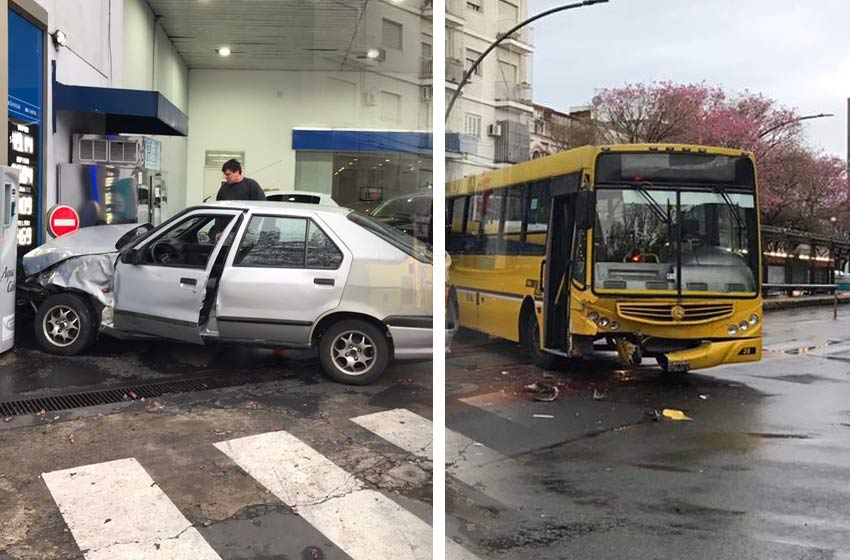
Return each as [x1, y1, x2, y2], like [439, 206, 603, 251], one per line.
[446, 144, 763, 373]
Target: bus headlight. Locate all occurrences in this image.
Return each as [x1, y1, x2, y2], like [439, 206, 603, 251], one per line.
[608, 321, 620, 330]
[748, 314, 759, 326]
[738, 321, 748, 332]
[598, 317, 610, 328]
[727, 324, 738, 336]
[587, 311, 599, 322]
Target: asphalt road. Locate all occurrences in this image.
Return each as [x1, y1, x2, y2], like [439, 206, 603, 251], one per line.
[0, 330, 434, 560]
[446, 305, 850, 560]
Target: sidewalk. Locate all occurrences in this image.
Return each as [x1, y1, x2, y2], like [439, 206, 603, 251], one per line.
[763, 292, 850, 311]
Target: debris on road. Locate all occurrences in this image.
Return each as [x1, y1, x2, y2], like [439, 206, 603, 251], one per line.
[699, 394, 709, 400]
[245, 401, 260, 410]
[533, 414, 555, 419]
[145, 401, 165, 413]
[3, 417, 11, 422]
[593, 389, 607, 401]
[67, 434, 76, 444]
[662, 409, 692, 421]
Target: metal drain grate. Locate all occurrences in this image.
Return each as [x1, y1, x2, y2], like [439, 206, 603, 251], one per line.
[0, 371, 281, 418]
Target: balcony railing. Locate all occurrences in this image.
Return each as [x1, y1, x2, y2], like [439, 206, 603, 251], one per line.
[495, 81, 533, 104]
[496, 18, 534, 47]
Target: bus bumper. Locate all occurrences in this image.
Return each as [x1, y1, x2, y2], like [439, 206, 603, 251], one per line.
[662, 338, 762, 372]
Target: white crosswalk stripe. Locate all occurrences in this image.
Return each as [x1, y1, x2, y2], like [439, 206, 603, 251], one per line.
[351, 409, 484, 560]
[41, 409, 455, 560]
[42, 458, 222, 560]
[215, 429, 434, 560]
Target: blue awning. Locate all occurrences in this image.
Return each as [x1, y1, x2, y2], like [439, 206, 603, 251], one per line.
[292, 129, 478, 155]
[53, 81, 188, 136]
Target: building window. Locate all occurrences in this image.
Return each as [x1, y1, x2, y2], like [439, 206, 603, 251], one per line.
[465, 49, 482, 77]
[466, 0, 482, 12]
[381, 91, 402, 122]
[464, 113, 482, 138]
[498, 0, 518, 23]
[382, 19, 403, 50]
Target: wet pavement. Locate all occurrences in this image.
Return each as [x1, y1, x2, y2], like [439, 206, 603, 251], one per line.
[446, 305, 850, 559]
[0, 323, 433, 559]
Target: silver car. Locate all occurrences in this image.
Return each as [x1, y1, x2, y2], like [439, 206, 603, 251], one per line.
[20, 201, 433, 385]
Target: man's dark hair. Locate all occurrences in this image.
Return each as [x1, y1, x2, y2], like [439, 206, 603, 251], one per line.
[222, 159, 242, 174]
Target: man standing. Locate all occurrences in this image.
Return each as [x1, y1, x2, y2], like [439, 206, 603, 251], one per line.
[217, 159, 266, 201]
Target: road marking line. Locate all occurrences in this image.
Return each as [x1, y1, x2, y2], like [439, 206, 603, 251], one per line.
[215, 430, 434, 560]
[351, 409, 484, 559]
[351, 408, 433, 460]
[42, 458, 221, 560]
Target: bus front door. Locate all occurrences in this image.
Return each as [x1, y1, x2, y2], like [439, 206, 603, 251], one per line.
[542, 193, 577, 355]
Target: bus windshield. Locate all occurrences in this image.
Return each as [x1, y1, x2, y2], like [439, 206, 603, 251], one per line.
[593, 187, 758, 295]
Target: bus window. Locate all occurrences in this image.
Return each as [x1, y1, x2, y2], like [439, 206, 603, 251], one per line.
[503, 185, 525, 254]
[482, 190, 504, 255]
[449, 196, 467, 233]
[524, 180, 550, 255]
[573, 229, 587, 286]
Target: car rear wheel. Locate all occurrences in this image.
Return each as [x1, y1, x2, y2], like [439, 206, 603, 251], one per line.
[34, 293, 96, 356]
[319, 319, 390, 385]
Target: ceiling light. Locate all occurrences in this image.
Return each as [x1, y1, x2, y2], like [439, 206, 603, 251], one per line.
[52, 30, 69, 47]
[216, 47, 231, 56]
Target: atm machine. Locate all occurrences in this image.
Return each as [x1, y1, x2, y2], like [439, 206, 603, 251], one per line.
[0, 167, 20, 353]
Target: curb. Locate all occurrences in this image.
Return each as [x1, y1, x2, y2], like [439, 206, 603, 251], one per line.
[764, 294, 850, 311]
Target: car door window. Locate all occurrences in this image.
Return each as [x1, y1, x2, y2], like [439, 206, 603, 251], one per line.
[306, 221, 343, 269]
[235, 216, 343, 269]
[235, 216, 308, 267]
[141, 213, 234, 268]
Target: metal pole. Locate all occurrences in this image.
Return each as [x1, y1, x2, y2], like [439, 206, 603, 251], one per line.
[445, 0, 609, 121]
[757, 113, 834, 139]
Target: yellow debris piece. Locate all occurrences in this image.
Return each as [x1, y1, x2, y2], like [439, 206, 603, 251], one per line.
[662, 409, 692, 421]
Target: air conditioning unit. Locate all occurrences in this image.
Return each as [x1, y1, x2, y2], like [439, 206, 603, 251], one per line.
[487, 123, 503, 137]
[362, 91, 378, 106]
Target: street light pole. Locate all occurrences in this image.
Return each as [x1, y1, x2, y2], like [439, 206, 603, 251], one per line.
[757, 112, 834, 139]
[445, 0, 609, 121]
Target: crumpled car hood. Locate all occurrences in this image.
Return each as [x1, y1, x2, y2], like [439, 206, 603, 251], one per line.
[22, 224, 144, 277]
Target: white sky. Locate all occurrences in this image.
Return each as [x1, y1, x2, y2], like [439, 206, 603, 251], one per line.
[530, 0, 850, 158]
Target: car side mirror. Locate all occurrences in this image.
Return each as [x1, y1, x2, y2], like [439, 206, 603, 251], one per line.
[121, 248, 144, 265]
[575, 189, 596, 230]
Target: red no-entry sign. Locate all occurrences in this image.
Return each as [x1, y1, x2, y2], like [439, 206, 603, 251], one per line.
[47, 205, 80, 238]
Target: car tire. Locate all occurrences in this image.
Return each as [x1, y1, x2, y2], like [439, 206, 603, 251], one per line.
[520, 307, 559, 370]
[319, 319, 390, 385]
[34, 293, 97, 356]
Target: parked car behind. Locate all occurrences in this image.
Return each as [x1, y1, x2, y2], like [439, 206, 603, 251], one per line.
[264, 190, 338, 206]
[19, 202, 433, 385]
[371, 192, 432, 244]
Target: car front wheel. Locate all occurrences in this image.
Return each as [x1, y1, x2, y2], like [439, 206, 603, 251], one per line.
[34, 293, 96, 356]
[319, 319, 390, 385]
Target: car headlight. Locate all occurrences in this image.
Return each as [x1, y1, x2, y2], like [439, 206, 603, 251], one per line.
[738, 321, 748, 332]
[748, 314, 759, 326]
[587, 311, 599, 322]
[597, 317, 610, 327]
[728, 324, 738, 336]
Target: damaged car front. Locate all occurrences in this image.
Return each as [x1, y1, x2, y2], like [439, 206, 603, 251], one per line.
[18, 223, 152, 349]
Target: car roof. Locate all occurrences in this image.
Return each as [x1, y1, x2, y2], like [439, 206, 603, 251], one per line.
[198, 200, 353, 216]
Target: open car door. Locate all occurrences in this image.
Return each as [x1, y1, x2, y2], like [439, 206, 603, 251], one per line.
[112, 208, 242, 343]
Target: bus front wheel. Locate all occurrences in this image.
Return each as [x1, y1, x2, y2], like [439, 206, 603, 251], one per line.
[521, 308, 559, 370]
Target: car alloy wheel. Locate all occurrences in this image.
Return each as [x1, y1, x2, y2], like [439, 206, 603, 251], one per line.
[330, 330, 376, 376]
[42, 305, 81, 348]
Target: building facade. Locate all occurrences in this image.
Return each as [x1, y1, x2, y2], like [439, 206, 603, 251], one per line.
[3, 0, 434, 253]
[443, 0, 534, 181]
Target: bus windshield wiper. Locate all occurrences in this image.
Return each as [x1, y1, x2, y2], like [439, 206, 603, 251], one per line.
[715, 186, 746, 232]
[633, 182, 670, 224]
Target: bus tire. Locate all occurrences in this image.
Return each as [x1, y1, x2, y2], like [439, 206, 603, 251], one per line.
[520, 307, 558, 370]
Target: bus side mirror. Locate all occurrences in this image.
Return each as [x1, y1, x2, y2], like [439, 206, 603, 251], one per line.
[576, 190, 596, 230]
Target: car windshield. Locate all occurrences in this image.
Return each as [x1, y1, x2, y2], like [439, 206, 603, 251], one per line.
[372, 196, 431, 219]
[348, 212, 432, 263]
[593, 187, 758, 294]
